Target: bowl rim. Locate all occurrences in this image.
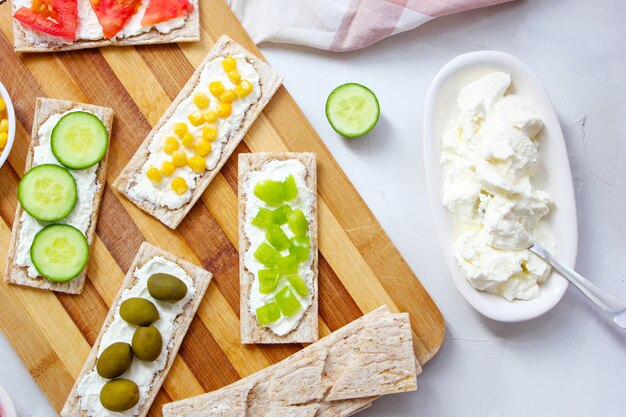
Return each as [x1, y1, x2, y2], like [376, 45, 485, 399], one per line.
[0, 384, 17, 417]
[0, 81, 16, 169]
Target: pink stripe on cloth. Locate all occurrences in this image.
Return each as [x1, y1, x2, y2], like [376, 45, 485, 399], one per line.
[388, 0, 514, 17]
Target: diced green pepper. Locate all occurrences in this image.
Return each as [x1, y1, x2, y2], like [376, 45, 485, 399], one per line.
[283, 175, 298, 201]
[254, 180, 284, 206]
[266, 225, 290, 252]
[288, 209, 309, 237]
[272, 204, 292, 225]
[275, 286, 301, 317]
[277, 254, 298, 275]
[258, 269, 279, 294]
[251, 207, 274, 229]
[256, 302, 281, 325]
[287, 275, 309, 296]
[289, 235, 310, 262]
[254, 242, 279, 267]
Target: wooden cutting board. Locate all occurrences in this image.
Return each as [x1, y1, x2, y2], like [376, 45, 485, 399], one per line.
[0, 1, 444, 415]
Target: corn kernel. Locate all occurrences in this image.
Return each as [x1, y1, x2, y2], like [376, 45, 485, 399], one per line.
[235, 80, 254, 98]
[171, 177, 188, 195]
[173, 123, 188, 137]
[161, 161, 175, 176]
[146, 167, 162, 184]
[172, 151, 187, 167]
[202, 125, 217, 141]
[209, 81, 225, 97]
[188, 111, 204, 127]
[193, 92, 210, 109]
[222, 56, 237, 72]
[187, 156, 207, 173]
[181, 133, 194, 148]
[163, 136, 179, 154]
[219, 89, 237, 103]
[0, 119, 8, 133]
[0, 132, 7, 149]
[203, 110, 217, 123]
[228, 70, 241, 84]
[193, 139, 212, 157]
[0, 98, 5, 112]
[216, 102, 232, 118]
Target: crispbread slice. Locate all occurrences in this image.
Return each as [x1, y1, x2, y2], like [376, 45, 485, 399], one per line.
[4, 98, 113, 294]
[162, 306, 419, 417]
[12, 0, 200, 53]
[238, 152, 318, 344]
[61, 242, 212, 417]
[114, 35, 283, 229]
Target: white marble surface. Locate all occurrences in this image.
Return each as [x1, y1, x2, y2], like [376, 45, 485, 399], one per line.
[2, 0, 625, 415]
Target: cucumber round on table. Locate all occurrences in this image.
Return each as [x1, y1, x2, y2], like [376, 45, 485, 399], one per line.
[325, 83, 380, 138]
[51, 111, 108, 169]
[31, 224, 89, 282]
[18, 164, 77, 222]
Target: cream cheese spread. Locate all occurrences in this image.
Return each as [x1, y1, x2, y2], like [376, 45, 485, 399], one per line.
[15, 110, 101, 278]
[76, 256, 196, 417]
[441, 72, 555, 301]
[127, 54, 261, 210]
[243, 160, 314, 336]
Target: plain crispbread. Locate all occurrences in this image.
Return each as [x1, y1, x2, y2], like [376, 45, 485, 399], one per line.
[4, 98, 113, 294]
[113, 35, 283, 229]
[238, 152, 319, 344]
[12, 0, 200, 53]
[163, 306, 420, 417]
[61, 242, 212, 417]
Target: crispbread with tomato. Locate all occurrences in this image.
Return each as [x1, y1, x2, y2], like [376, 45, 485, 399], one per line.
[11, 0, 200, 53]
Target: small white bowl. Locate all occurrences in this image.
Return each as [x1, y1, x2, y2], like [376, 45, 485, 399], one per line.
[0, 80, 16, 169]
[0, 384, 17, 417]
[423, 51, 578, 322]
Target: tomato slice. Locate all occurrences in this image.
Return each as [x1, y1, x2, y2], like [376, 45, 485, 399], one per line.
[89, 0, 143, 39]
[14, 0, 78, 41]
[141, 0, 194, 27]
[32, 0, 57, 20]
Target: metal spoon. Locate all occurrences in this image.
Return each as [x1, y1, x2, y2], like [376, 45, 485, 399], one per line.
[529, 243, 626, 328]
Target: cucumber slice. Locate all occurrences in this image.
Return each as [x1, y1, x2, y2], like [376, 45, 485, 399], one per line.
[31, 224, 89, 282]
[325, 83, 380, 138]
[18, 164, 77, 222]
[51, 111, 108, 169]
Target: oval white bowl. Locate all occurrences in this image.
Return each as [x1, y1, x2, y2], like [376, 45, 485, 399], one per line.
[0, 81, 16, 169]
[423, 51, 578, 322]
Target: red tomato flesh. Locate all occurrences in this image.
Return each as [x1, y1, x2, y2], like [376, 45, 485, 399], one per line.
[141, 0, 194, 27]
[89, 0, 143, 39]
[14, 0, 78, 41]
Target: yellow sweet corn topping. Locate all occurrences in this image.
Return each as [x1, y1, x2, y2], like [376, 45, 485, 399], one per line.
[193, 139, 212, 157]
[163, 136, 179, 154]
[216, 102, 232, 118]
[235, 80, 254, 98]
[188, 111, 204, 127]
[203, 110, 217, 123]
[202, 125, 217, 141]
[222, 56, 237, 72]
[181, 133, 194, 148]
[171, 177, 188, 195]
[209, 81, 225, 97]
[172, 151, 187, 167]
[193, 92, 210, 109]
[0, 132, 7, 149]
[228, 70, 241, 84]
[219, 89, 237, 103]
[146, 167, 162, 184]
[0, 119, 8, 133]
[0, 98, 5, 113]
[173, 122, 188, 137]
[161, 161, 175, 176]
[187, 156, 207, 173]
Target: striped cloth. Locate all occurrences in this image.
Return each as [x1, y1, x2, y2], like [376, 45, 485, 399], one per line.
[227, 0, 514, 52]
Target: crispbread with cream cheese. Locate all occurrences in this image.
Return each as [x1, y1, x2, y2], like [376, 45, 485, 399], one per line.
[12, 0, 200, 53]
[162, 306, 420, 417]
[113, 35, 283, 229]
[238, 152, 318, 344]
[61, 241, 212, 417]
[4, 98, 113, 294]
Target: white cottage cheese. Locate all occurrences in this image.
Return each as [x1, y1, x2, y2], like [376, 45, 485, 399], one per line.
[76, 256, 196, 417]
[243, 160, 315, 336]
[441, 72, 555, 301]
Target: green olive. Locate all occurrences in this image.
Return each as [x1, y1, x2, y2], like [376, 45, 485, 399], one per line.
[100, 379, 139, 412]
[120, 297, 159, 326]
[132, 325, 163, 362]
[147, 273, 188, 302]
[96, 342, 133, 379]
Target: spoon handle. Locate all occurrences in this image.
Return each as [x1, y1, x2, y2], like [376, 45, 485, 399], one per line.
[529, 243, 626, 328]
